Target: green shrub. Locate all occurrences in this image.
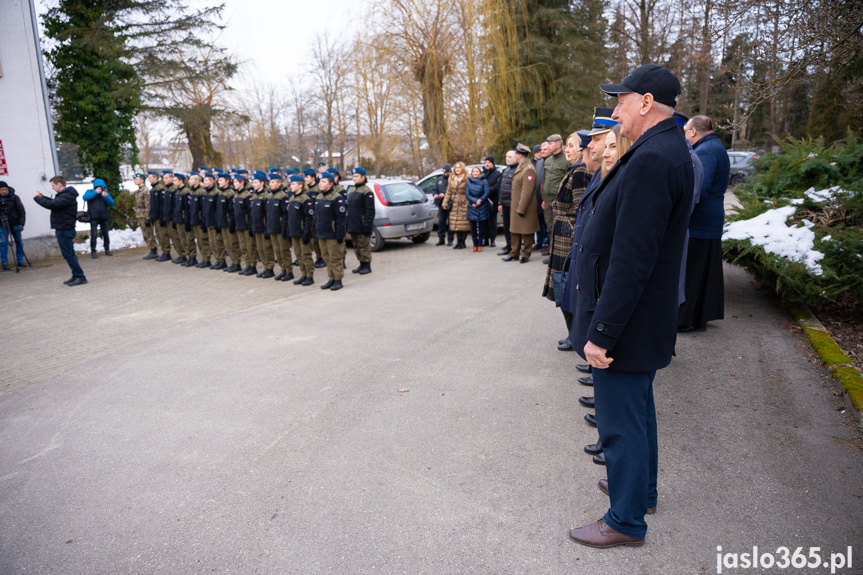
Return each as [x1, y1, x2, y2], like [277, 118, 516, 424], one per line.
[110, 190, 137, 230]
[724, 130, 863, 308]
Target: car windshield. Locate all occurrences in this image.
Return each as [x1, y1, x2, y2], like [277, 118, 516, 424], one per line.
[380, 182, 426, 205]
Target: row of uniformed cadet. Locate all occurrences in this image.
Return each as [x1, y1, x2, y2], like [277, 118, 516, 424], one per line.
[134, 165, 375, 291]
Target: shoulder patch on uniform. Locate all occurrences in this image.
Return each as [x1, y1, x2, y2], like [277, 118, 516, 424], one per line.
[339, 206, 346, 212]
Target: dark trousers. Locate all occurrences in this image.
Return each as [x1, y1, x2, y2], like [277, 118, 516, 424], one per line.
[90, 217, 110, 252]
[56, 229, 84, 277]
[437, 206, 452, 241]
[500, 205, 511, 249]
[593, 368, 657, 539]
[535, 214, 548, 247]
[485, 196, 498, 241]
[469, 220, 484, 247]
[1, 224, 24, 265]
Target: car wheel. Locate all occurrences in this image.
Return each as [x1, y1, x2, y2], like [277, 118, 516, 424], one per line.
[730, 174, 745, 187]
[411, 232, 431, 244]
[370, 228, 384, 252]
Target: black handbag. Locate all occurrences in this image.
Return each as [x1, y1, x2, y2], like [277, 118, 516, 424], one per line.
[551, 252, 571, 308]
[77, 197, 91, 223]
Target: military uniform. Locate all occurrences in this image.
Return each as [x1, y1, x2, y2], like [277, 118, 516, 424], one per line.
[508, 160, 539, 260]
[155, 182, 174, 260]
[307, 182, 324, 266]
[314, 188, 347, 286]
[171, 183, 191, 261]
[250, 188, 275, 276]
[203, 185, 226, 268]
[188, 184, 209, 266]
[217, 184, 241, 272]
[266, 185, 292, 280]
[232, 185, 257, 274]
[346, 183, 375, 273]
[134, 183, 157, 254]
[543, 150, 569, 229]
[287, 189, 315, 284]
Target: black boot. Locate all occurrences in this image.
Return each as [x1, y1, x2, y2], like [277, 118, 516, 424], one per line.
[275, 270, 286, 281]
[155, 253, 171, 262]
[183, 257, 198, 267]
[314, 258, 327, 268]
[144, 248, 158, 260]
[330, 279, 343, 290]
[301, 276, 315, 286]
[293, 276, 306, 285]
[259, 268, 275, 279]
[223, 264, 241, 273]
[282, 272, 294, 281]
[436, 237, 445, 246]
[358, 262, 371, 275]
[321, 279, 334, 290]
[195, 260, 210, 268]
[172, 256, 187, 264]
[352, 264, 363, 273]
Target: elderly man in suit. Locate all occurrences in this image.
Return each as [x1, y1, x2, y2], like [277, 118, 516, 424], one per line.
[568, 64, 694, 548]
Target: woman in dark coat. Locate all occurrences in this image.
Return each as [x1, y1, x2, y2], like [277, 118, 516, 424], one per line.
[543, 132, 591, 302]
[465, 166, 490, 251]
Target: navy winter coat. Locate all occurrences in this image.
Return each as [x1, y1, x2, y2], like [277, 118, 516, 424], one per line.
[571, 117, 693, 372]
[688, 132, 730, 239]
[465, 177, 490, 221]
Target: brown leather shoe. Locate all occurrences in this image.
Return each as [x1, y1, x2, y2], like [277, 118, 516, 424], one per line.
[569, 519, 644, 548]
[598, 479, 656, 514]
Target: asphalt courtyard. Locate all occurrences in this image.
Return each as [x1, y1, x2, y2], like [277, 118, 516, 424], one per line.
[1, 238, 861, 575]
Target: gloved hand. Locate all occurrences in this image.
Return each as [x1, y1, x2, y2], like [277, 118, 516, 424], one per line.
[185, 223, 192, 232]
[249, 231, 254, 238]
[144, 220, 151, 227]
[229, 225, 236, 233]
[172, 222, 178, 229]
[201, 225, 207, 232]
[264, 233, 270, 240]
[159, 220, 167, 226]
[215, 226, 221, 233]
[302, 239, 310, 245]
[336, 238, 343, 244]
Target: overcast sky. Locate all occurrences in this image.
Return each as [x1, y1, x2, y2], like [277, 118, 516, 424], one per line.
[37, 0, 361, 86]
[219, 0, 360, 84]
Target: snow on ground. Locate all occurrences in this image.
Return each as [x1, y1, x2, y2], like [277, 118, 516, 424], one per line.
[74, 227, 146, 254]
[723, 203, 825, 275]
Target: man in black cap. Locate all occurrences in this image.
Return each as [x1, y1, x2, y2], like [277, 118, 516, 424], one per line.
[568, 64, 692, 548]
[434, 164, 452, 246]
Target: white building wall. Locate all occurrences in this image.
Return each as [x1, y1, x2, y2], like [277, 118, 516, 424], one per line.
[0, 0, 59, 242]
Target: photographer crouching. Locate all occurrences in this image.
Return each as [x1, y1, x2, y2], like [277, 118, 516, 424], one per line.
[0, 181, 27, 271]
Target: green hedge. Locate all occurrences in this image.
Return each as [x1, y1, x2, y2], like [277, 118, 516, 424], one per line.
[723, 130, 863, 307]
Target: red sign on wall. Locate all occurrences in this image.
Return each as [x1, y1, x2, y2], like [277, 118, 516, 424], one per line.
[0, 140, 7, 176]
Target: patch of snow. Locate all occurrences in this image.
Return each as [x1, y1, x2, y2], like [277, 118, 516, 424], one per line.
[723, 205, 825, 275]
[74, 227, 146, 254]
[822, 235, 832, 242]
[804, 185, 853, 204]
[788, 198, 805, 205]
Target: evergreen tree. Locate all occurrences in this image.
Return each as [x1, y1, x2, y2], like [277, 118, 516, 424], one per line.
[44, 1, 142, 191]
[807, 72, 844, 143]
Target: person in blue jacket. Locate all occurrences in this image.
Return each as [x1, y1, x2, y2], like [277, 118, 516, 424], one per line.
[83, 178, 114, 258]
[568, 65, 693, 549]
[465, 166, 490, 251]
[679, 114, 730, 332]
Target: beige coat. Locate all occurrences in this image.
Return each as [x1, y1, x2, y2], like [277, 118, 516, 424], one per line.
[442, 175, 470, 232]
[509, 160, 539, 235]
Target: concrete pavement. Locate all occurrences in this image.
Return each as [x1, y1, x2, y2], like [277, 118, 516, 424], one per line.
[1, 241, 861, 574]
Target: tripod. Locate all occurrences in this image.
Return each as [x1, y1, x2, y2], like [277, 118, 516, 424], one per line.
[1, 214, 31, 273]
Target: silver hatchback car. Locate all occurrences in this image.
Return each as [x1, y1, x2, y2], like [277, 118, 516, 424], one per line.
[343, 178, 434, 252]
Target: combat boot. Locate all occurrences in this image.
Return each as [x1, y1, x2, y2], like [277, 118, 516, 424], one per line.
[293, 276, 307, 285]
[301, 276, 315, 286]
[183, 257, 198, 267]
[223, 264, 241, 273]
[143, 248, 158, 260]
[259, 268, 275, 279]
[358, 262, 371, 275]
[330, 280, 343, 291]
[282, 272, 294, 282]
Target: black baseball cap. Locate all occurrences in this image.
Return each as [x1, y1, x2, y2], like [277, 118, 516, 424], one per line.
[600, 64, 681, 108]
